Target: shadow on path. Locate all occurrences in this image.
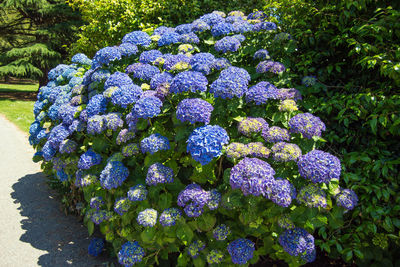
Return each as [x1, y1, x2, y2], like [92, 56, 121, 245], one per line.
[11, 172, 111, 267]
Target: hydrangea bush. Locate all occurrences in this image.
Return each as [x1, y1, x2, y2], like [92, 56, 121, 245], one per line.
[30, 10, 358, 266]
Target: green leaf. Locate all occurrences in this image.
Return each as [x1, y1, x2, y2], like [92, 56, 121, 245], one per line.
[197, 213, 216, 231]
[158, 193, 173, 210]
[176, 223, 194, 244]
[87, 220, 94, 236]
[140, 228, 156, 244]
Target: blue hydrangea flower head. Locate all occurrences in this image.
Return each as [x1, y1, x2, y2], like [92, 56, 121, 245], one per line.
[191, 19, 211, 32]
[132, 96, 162, 119]
[199, 13, 225, 26]
[187, 125, 229, 165]
[253, 21, 277, 31]
[230, 157, 275, 196]
[175, 23, 193, 34]
[137, 208, 158, 227]
[211, 57, 231, 70]
[265, 178, 296, 207]
[170, 71, 208, 94]
[207, 250, 224, 264]
[122, 31, 151, 47]
[88, 238, 104, 257]
[91, 46, 122, 69]
[289, 113, 326, 139]
[163, 54, 191, 71]
[297, 184, 327, 208]
[59, 139, 77, 154]
[277, 88, 302, 101]
[58, 104, 77, 125]
[187, 240, 205, 258]
[48, 64, 69, 81]
[104, 113, 124, 131]
[126, 63, 160, 81]
[159, 208, 182, 226]
[298, 150, 341, 183]
[87, 115, 106, 135]
[271, 142, 302, 162]
[179, 32, 200, 44]
[207, 189, 221, 210]
[215, 36, 241, 53]
[210, 67, 250, 99]
[139, 50, 163, 64]
[86, 94, 108, 117]
[127, 184, 148, 201]
[104, 71, 134, 89]
[48, 124, 70, 149]
[140, 133, 170, 154]
[114, 197, 131, 215]
[254, 49, 270, 60]
[232, 34, 246, 42]
[233, 21, 254, 33]
[100, 161, 129, 189]
[279, 99, 298, 112]
[238, 117, 268, 136]
[302, 75, 317, 87]
[211, 22, 235, 36]
[213, 224, 230, 240]
[117, 129, 135, 145]
[118, 43, 138, 57]
[150, 72, 173, 90]
[278, 214, 295, 230]
[279, 228, 316, 263]
[335, 189, 358, 210]
[158, 32, 181, 46]
[71, 53, 92, 65]
[256, 60, 286, 73]
[227, 238, 255, 264]
[190, 53, 215, 73]
[110, 84, 142, 108]
[176, 98, 213, 124]
[42, 141, 57, 161]
[29, 121, 42, 136]
[90, 196, 104, 210]
[56, 169, 69, 182]
[247, 11, 267, 20]
[118, 241, 145, 267]
[146, 162, 174, 186]
[78, 149, 102, 170]
[89, 210, 111, 225]
[122, 143, 139, 157]
[177, 183, 211, 217]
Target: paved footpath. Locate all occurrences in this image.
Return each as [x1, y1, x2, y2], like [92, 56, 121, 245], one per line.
[0, 115, 110, 267]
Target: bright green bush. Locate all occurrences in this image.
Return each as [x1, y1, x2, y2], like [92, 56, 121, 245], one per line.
[30, 9, 361, 267]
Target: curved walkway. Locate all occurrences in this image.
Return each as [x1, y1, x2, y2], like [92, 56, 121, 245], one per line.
[0, 115, 108, 267]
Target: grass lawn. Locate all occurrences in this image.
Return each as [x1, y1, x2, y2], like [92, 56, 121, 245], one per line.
[0, 82, 38, 92]
[0, 99, 35, 133]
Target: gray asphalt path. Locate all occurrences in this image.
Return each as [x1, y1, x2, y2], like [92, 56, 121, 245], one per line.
[0, 115, 109, 267]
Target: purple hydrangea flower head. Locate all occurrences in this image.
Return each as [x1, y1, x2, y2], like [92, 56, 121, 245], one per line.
[100, 161, 129, 189]
[227, 238, 255, 265]
[254, 49, 270, 60]
[279, 228, 316, 263]
[175, 23, 193, 34]
[87, 115, 106, 135]
[271, 142, 302, 162]
[90, 196, 104, 210]
[91, 46, 121, 69]
[256, 60, 286, 74]
[88, 238, 104, 257]
[139, 50, 163, 64]
[276, 88, 302, 101]
[127, 184, 148, 201]
[262, 126, 290, 143]
[238, 117, 268, 136]
[114, 197, 131, 215]
[104, 71, 134, 89]
[215, 36, 241, 53]
[70, 95, 87, 106]
[265, 178, 296, 207]
[179, 32, 200, 44]
[226, 142, 249, 159]
[158, 32, 181, 46]
[211, 22, 235, 36]
[59, 139, 77, 154]
[118, 241, 145, 267]
[146, 163, 174, 186]
[199, 13, 225, 26]
[230, 157, 275, 196]
[71, 53, 92, 65]
[159, 208, 182, 226]
[132, 96, 162, 119]
[150, 72, 173, 90]
[246, 142, 271, 159]
[110, 84, 143, 108]
[192, 19, 211, 32]
[176, 98, 213, 124]
[298, 150, 341, 183]
[335, 189, 358, 210]
[163, 54, 191, 71]
[302, 76, 317, 87]
[78, 149, 102, 170]
[187, 125, 229, 165]
[122, 31, 151, 47]
[140, 133, 170, 154]
[177, 183, 211, 217]
[170, 71, 208, 94]
[297, 184, 327, 208]
[140, 90, 157, 98]
[48, 124, 70, 149]
[137, 208, 158, 227]
[288, 113, 326, 139]
[188, 240, 205, 258]
[104, 113, 124, 131]
[118, 43, 138, 57]
[278, 214, 295, 230]
[207, 189, 221, 210]
[213, 224, 230, 240]
[116, 129, 135, 145]
[89, 210, 111, 225]
[207, 250, 224, 264]
[122, 143, 139, 157]
[126, 63, 160, 81]
[86, 94, 108, 117]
